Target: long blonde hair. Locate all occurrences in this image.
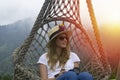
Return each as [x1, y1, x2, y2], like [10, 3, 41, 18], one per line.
[47, 36, 70, 70]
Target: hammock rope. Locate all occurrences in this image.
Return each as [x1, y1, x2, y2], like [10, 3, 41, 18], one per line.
[13, 0, 111, 80]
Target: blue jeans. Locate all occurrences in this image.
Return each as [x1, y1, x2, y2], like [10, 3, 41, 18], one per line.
[56, 71, 93, 80]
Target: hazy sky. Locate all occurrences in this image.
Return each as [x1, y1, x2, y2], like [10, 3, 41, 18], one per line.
[0, 0, 44, 25]
[0, 0, 120, 25]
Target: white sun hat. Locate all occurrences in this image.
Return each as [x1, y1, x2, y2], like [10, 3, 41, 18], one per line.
[47, 24, 72, 45]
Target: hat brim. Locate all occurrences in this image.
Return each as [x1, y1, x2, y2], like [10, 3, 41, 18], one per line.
[46, 30, 72, 47]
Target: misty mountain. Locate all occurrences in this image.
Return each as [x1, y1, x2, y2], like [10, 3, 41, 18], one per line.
[0, 18, 35, 74]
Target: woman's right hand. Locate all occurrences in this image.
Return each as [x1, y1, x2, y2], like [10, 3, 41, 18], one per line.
[54, 69, 66, 79]
[60, 69, 66, 74]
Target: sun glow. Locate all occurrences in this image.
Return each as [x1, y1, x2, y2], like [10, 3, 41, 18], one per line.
[91, 0, 120, 28]
[109, 10, 120, 24]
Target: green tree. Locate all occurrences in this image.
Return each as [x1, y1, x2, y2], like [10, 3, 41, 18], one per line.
[2, 74, 12, 80]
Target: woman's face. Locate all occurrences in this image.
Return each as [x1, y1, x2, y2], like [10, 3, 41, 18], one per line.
[55, 33, 68, 48]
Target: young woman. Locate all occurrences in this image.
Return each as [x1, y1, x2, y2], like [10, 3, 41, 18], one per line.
[37, 24, 93, 80]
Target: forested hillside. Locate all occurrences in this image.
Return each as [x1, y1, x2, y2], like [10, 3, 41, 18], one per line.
[0, 18, 35, 75]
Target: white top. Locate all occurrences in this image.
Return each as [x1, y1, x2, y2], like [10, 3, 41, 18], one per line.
[37, 52, 80, 78]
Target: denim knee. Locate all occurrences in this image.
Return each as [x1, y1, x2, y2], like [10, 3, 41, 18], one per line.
[56, 71, 78, 80]
[64, 71, 78, 80]
[78, 72, 93, 80]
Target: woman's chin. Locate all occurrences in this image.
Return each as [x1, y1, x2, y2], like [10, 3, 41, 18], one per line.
[61, 46, 67, 48]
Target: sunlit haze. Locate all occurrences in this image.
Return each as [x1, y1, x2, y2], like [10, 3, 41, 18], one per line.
[80, 0, 120, 27]
[93, 0, 120, 26]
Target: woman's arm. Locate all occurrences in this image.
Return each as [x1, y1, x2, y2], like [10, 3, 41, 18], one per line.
[74, 62, 80, 67]
[39, 64, 55, 80]
[39, 63, 48, 80]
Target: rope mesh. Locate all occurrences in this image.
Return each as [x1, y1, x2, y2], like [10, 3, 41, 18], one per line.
[13, 0, 111, 80]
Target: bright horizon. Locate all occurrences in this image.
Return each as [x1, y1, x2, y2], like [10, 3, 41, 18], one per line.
[94, 0, 120, 24]
[80, 0, 120, 27]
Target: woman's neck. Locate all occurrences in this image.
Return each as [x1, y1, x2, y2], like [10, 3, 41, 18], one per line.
[56, 47, 62, 56]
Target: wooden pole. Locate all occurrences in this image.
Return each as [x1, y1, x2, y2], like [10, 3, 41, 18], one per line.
[86, 0, 111, 75]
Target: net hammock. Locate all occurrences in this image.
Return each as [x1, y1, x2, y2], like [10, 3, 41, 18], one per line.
[13, 0, 111, 80]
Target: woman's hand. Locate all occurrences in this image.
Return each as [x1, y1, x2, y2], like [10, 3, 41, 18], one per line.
[54, 69, 66, 78]
[60, 69, 66, 73]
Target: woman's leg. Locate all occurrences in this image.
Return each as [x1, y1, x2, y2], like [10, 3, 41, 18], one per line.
[77, 72, 93, 80]
[56, 71, 78, 80]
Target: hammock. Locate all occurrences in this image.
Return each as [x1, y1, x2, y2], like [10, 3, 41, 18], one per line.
[13, 0, 111, 80]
